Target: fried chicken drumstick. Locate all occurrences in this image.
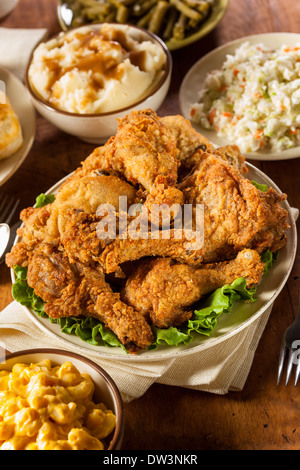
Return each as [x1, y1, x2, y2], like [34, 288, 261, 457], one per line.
[122, 249, 265, 329]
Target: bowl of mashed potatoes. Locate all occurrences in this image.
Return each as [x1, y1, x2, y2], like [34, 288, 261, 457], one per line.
[0, 348, 124, 450]
[25, 23, 172, 143]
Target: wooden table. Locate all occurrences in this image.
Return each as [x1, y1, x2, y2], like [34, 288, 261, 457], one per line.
[0, 0, 299, 451]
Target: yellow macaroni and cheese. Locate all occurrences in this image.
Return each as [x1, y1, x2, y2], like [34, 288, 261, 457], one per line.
[0, 360, 116, 450]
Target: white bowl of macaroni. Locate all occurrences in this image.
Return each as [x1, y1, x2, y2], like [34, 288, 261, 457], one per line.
[0, 348, 124, 450]
[25, 22, 172, 143]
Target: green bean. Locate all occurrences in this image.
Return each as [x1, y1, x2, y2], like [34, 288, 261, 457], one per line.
[148, 1, 169, 34]
[172, 11, 187, 39]
[162, 5, 178, 38]
[133, 0, 158, 17]
[104, 11, 117, 21]
[136, 6, 155, 27]
[63, 0, 216, 43]
[108, 0, 129, 22]
[77, 0, 106, 9]
[117, 0, 136, 5]
[170, 0, 201, 21]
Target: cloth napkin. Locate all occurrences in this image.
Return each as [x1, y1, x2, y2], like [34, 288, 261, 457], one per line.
[0, 27, 48, 81]
[0, 299, 274, 403]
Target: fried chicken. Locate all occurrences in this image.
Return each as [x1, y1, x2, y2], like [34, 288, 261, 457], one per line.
[179, 153, 289, 257]
[77, 109, 180, 191]
[160, 114, 247, 176]
[5, 203, 55, 268]
[122, 249, 265, 328]
[26, 244, 154, 352]
[47, 174, 137, 240]
[6, 174, 137, 269]
[97, 153, 289, 273]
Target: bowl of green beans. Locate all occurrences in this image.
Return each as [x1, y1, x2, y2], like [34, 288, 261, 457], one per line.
[57, 0, 229, 50]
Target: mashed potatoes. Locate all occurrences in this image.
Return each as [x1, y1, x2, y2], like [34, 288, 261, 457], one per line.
[28, 24, 167, 114]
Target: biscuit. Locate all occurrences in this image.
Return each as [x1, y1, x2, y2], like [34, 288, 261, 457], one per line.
[0, 90, 23, 160]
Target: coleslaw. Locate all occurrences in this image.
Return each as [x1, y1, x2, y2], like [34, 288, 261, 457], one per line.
[190, 41, 300, 153]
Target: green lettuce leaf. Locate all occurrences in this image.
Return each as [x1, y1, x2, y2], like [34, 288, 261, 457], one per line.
[56, 316, 126, 351]
[149, 277, 258, 349]
[12, 266, 45, 316]
[251, 180, 268, 192]
[34, 193, 55, 208]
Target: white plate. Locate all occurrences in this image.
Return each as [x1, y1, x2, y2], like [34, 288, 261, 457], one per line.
[10, 164, 297, 361]
[179, 33, 300, 161]
[0, 67, 36, 186]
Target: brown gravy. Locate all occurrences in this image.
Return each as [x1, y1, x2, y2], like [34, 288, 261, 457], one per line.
[44, 28, 149, 93]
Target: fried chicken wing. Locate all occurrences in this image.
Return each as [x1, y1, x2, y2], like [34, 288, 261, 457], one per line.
[160, 114, 214, 174]
[5, 203, 55, 268]
[122, 249, 265, 328]
[179, 153, 289, 257]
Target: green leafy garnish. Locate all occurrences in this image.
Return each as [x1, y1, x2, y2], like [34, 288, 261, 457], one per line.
[12, 266, 45, 316]
[35, 193, 55, 208]
[251, 180, 268, 192]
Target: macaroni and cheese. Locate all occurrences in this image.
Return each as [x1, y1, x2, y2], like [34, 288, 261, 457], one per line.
[0, 360, 116, 450]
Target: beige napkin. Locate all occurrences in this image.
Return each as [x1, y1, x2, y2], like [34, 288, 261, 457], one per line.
[0, 300, 273, 403]
[0, 27, 48, 81]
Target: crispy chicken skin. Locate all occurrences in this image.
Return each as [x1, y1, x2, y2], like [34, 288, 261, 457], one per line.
[76, 108, 180, 191]
[5, 109, 290, 353]
[160, 114, 247, 175]
[26, 244, 154, 352]
[97, 153, 289, 272]
[179, 153, 289, 257]
[122, 249, 265, 328]
[5, 203, 55, 268]
[47, 174, 137, 239]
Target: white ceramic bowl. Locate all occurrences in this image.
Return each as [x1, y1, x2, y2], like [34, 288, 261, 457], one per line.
[0, 348, 124, 450]
[25, 23, 172, 144]
[0, 0, 19, 19]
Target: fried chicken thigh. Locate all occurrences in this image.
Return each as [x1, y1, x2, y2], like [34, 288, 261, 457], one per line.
[122, 249, 265, 328]
[26, 244, 154, 352]
[160, 114, 247, 175]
